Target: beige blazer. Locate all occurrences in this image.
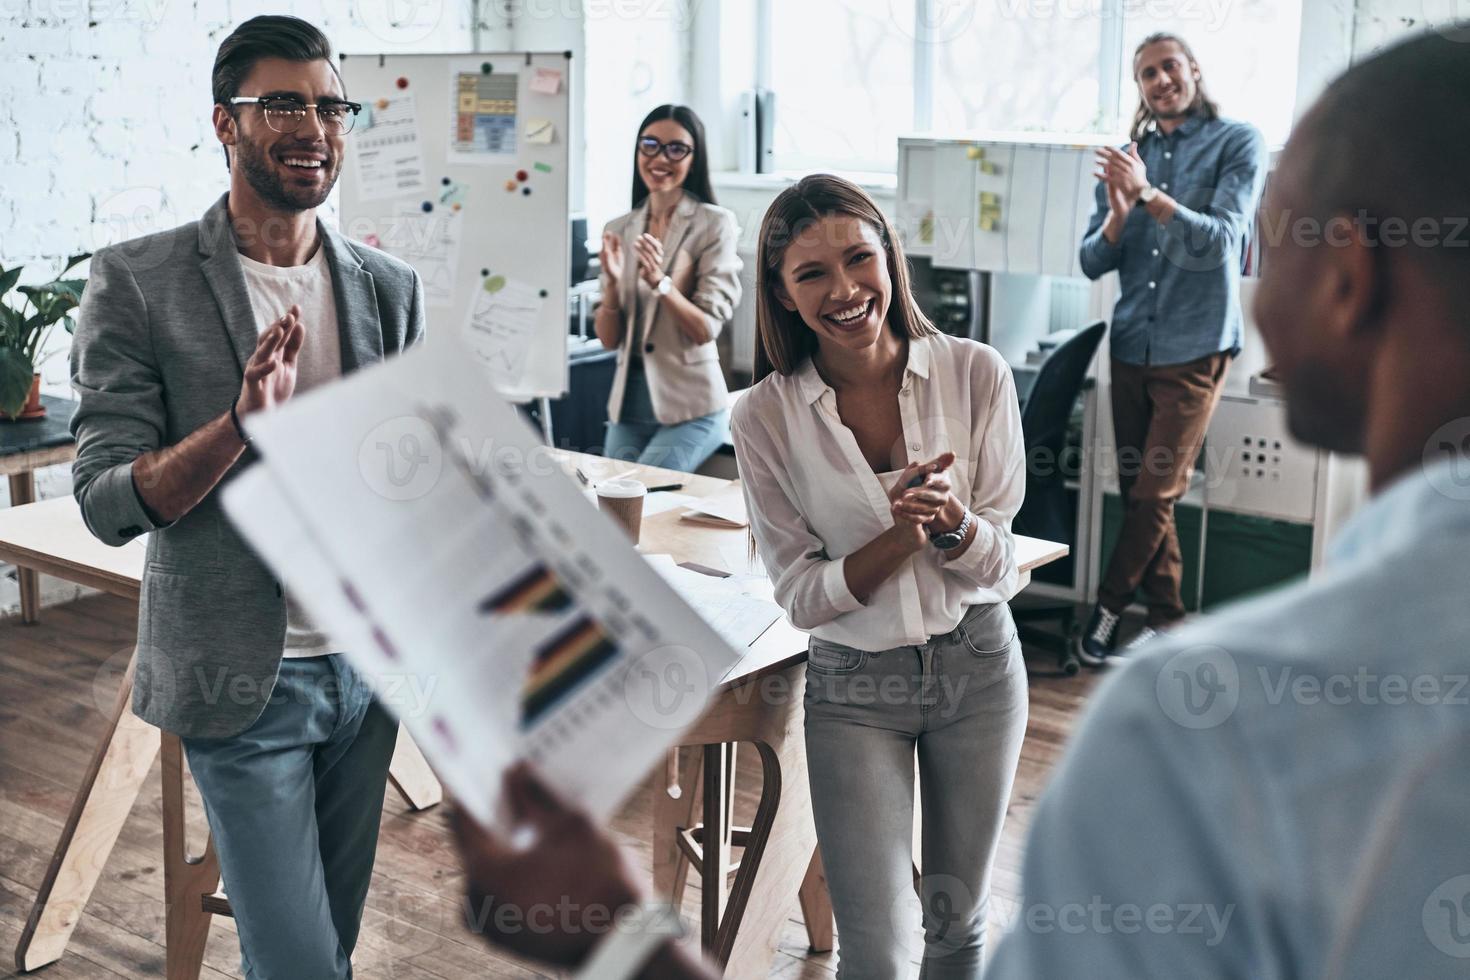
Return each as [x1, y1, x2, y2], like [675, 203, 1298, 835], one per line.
[602, 192, 742, 425]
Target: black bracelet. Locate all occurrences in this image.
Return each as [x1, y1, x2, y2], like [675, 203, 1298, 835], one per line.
[229, 400, 251, 447]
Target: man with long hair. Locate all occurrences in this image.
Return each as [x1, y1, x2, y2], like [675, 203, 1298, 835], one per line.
[1076, 33, 1268, 665]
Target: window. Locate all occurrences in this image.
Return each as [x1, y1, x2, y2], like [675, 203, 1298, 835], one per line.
[1116, 0, 1302, 146]
[930, 4, 1106, 136]
[759, 0, 1302, 173]
[767, 0, 916, 171]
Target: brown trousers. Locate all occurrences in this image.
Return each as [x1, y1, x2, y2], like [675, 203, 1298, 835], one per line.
[1099, 352, 1231, 625]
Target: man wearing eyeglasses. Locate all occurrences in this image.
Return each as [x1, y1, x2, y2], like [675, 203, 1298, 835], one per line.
[69, 15, 422, 978]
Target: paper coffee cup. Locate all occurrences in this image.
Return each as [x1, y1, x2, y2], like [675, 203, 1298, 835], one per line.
[597, 478, 646, 543]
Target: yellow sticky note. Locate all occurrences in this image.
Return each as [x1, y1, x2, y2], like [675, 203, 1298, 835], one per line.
[966, 145, 984, 160]
[980, 192, 998, 206]
[980, 161, 995, 174]
[919, 213, 934, 245]
[979, 216, 996, 232]
[524, 118, 555, 144]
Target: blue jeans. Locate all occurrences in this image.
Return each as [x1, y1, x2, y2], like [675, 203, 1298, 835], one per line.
[804, 602, 1028, 979]
[182, 656, 397, 980]
[603, 361, 728, 474]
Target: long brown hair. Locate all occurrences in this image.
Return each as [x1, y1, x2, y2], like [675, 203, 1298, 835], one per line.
[1128, 32, 1221, 143]
[753, 174, 937, 383]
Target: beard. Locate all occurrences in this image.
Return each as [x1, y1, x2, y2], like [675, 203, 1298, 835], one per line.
[235, 133, 339, 213]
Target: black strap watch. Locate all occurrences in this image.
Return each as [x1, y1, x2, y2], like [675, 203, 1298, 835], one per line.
[929, 509, 973, 551]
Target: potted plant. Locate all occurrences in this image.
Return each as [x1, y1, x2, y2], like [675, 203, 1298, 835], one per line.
[0, 253, 90, 421]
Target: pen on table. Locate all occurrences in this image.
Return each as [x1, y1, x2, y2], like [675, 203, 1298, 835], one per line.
[646, 483, 684, 493]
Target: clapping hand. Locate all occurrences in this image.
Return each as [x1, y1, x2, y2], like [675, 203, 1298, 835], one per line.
[235, 305, 304, 418]
[1094, 142, 1150, 205]
[887, 452, 956, 547]
[635, 233, 666, 288]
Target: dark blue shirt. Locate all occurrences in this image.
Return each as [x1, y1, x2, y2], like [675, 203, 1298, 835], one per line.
[1079, 114, 1267, 366]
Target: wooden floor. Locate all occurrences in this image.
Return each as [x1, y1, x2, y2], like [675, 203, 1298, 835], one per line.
[0, 593, 1101, 979]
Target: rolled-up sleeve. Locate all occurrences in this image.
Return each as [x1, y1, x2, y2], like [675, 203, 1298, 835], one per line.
[1165, 125, 1267, 264]
[1079, 177, 1123, 280]
[941, 355, 1025, 589]
[731, 403, 864, 631]
[689, 209, 742, 341]
[69, 247, 174, 546]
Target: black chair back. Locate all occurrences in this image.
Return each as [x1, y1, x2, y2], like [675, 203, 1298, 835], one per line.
[1014, 320, 1107, 544]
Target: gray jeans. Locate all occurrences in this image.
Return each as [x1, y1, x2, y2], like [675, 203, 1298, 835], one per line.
[805, 602, 1028, 980]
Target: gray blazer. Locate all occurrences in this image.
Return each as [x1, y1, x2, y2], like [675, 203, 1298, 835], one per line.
[602, 193, 741, 426]
[70, 193, 425, 739]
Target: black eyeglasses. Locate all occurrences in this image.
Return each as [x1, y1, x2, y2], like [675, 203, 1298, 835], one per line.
[229, 96, 363, 136]
[638, 136, 694, 162]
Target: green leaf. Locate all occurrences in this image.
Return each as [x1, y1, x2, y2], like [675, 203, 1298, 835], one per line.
[0, 266, 20, 298]
[63, 314, 76, 335]
[60, 252, 91, 276]
[50, 278, 87, 302]
[0, 347, 35, 420]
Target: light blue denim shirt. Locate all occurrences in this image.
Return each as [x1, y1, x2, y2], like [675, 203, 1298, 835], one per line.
[986, 456, 1470, 978]
[1079, 114, 1267, 366]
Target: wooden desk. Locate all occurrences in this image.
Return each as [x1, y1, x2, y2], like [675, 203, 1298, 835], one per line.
[0, 393, 78, 622]
[3, 452, 1067, 977]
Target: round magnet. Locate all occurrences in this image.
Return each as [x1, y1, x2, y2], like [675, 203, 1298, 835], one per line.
[420, 201, 433, 212]
[505, 179, 517, 191]
[516, 169, 528, 182]
[375, 98, 389, 110]
[522, 187, 531, 196]
[396, 76, 409, 89]
[481, 62, 493, 74]
[441, 176, 451, 185]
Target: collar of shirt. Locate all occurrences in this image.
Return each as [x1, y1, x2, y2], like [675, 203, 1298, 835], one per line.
[794, 333, 932, 405]
[1327, 456, 1470, 567]
[1148, 111, 1206, 143]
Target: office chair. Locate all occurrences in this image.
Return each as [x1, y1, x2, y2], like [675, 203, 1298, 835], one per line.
[1011, 319, 1107, 676]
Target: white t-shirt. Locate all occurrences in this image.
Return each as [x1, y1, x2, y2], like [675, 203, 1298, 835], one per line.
[238, 244, 343, 657]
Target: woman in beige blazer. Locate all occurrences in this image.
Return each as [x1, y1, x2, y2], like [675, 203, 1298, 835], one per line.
[595, 104, 742, 473]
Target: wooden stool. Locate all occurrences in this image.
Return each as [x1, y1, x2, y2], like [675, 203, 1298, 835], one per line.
[160, 732, 226, 980]
[656, 744, 834, 966]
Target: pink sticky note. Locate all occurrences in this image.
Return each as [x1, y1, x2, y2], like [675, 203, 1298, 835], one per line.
[530, 67, 562, 95]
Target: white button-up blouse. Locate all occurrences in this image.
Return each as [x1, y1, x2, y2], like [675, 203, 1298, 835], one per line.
[730, 332, 1026, 651]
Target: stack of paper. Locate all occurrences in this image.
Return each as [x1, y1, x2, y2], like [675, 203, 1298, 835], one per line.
[641, 555, 783, 654]
[679, 482, 749, 529]
[221, 337, 741, 829]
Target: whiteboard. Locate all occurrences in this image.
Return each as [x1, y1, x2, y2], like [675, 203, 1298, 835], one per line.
[898, 134, 1115, 279]
[339, 52, 573, 400]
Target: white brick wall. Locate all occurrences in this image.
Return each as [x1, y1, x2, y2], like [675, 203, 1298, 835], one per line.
[0, 0, 487, 615]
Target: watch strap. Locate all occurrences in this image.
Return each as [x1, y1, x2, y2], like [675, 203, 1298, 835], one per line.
[929, 509, 973, 549]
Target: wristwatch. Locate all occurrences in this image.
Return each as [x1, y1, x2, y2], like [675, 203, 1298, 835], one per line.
[929, 509, 973, 551]
[655, 275, 672, 297]
[1137, 185, 1160, 206]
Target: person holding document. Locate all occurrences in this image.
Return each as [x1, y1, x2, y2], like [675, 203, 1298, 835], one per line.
[730, 175, 1028, 977]
[595, 104, 742, 473]
[69, 16, 423, 978]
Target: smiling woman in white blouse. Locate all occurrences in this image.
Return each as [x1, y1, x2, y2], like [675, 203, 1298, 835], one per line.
[729, 175, 1028, 979]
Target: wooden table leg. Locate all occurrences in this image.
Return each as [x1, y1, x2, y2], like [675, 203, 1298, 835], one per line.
[798, 849, 834, 953]
[14, 653, 158, 972]
[653, 747, 703, 907]
[666, 663, 818, 980]
[701, 743, 734, 951]
[161, 733, 219, 980]
[386, 726, 443, 811]
[7, 472, 39, 624]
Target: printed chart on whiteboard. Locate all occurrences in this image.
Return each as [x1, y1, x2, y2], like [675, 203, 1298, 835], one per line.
[450, 68, 519, 162]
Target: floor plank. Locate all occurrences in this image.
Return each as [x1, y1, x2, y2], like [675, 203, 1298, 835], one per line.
[0, 593, 1101, 978]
